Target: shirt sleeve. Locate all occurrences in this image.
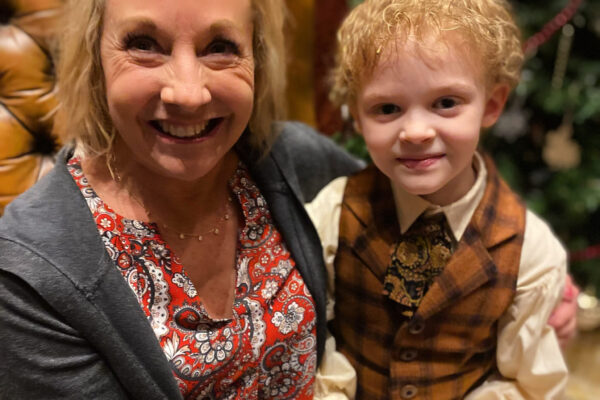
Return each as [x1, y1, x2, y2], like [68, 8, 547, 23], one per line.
[305, 177, 356, 399]
[465, 210, 568, 399]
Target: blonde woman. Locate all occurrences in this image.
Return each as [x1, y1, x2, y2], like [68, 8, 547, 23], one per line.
[0, 0, 362, 398]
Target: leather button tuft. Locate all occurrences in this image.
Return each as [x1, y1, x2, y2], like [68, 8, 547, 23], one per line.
[399, 348, 418, 362]
[400, 384, 418, 399]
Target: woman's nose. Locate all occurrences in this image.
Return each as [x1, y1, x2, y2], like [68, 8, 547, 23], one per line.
[161, 55, 211, 112]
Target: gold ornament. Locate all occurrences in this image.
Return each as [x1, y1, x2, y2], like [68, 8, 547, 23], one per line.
[543, 113, 581, 170]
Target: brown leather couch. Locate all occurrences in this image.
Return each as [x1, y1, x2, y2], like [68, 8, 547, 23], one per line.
[0, 0, 63, 215]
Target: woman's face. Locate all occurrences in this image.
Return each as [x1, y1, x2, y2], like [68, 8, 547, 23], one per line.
[101, 0, 255, 182]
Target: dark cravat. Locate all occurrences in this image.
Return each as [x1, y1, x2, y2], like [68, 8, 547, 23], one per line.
[383, 213, 455, 318]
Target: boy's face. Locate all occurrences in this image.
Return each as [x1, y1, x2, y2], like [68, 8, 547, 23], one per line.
[352, 37, 508, 205]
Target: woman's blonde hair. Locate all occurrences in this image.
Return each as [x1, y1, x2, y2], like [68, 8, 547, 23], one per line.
[56, 0, 287, 158]
[331, 0, 524, 107]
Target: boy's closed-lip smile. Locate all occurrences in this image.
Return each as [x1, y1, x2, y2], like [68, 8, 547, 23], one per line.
[397, 154, 445, 169]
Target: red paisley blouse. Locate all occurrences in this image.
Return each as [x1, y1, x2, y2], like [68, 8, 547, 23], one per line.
[68, 157, 317, 399]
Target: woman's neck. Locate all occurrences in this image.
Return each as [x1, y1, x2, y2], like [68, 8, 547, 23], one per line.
[80, 150, 239, 229]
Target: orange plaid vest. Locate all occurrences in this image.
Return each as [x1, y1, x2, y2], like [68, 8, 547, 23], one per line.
[333, 156, 525, 399]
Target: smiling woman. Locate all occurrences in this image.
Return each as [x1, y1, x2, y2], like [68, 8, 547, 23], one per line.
[99, 0, 255, 183]
[0, 0, 363, 398]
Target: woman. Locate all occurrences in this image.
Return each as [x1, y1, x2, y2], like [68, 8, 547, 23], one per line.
[0, 0, 361, 398]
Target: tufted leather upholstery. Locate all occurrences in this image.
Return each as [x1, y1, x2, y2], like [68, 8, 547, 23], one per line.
[0, 0, 63, 215]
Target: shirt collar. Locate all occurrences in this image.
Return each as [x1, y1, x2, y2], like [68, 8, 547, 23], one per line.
[391, 152, 487, 241]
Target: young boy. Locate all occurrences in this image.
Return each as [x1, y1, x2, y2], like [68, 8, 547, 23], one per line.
[309, 0, 568, 398]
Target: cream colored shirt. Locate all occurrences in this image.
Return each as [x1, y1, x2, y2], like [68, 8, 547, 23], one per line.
[308, 153, 568, 399]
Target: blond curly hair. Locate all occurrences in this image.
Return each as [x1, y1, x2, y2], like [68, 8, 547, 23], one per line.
[56, 0, 287, 158]
[331, 0, 524, 107]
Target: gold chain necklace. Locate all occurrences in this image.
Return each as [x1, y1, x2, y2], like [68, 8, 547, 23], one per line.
[158, 196, 234, 241]
[109, 154, 235, 242]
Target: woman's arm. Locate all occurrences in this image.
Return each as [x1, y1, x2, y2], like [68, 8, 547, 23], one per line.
[0, 268, 129, 399]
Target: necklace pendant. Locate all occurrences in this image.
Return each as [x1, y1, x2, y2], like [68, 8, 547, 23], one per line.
[197, 235, 203, 241]
[179, 233, 186, 240]
[213, 228, 220, 235]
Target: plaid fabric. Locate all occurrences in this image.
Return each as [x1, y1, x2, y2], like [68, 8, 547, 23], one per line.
[333, 156, 525, 400]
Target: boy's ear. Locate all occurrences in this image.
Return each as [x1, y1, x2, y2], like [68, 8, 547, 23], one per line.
[482, 84, 510, 128]
[349, 105, 363, 134]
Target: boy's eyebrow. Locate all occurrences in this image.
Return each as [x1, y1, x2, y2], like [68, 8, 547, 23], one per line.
[360, 91, 395, 104]
[432, 82, 477, 95]
[361, 82, 476, 103]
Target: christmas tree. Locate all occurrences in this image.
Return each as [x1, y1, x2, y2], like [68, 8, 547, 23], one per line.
[485, 0, 600, 294]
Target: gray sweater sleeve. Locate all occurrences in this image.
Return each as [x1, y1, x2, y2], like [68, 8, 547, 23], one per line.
[273, 121, 365, 203]
[0, 247, 129, 399]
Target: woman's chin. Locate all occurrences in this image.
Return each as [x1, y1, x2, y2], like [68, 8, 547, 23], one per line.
[145, 151, 237, 184]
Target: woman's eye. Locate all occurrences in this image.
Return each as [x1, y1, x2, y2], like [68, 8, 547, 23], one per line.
[434, 97, 459, 109]
[207, 39, 240, 55]
[124, 34, 159, 52]
[379, 104, 400, 115]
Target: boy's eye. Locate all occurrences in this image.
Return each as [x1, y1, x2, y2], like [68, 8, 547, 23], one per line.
[379, 104, 400, 115]
[434, 97, 459, 109]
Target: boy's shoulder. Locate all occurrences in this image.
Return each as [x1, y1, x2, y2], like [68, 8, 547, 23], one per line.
[478, 154, 566, 276]
[477, 153, 526, 218]
[477, 154, 562, 245]
[521, 208, 567, 277]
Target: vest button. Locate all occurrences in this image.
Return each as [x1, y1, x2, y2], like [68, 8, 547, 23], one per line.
[399, 348, 418, 361]
[400, 384, 418, 399]
[408, 321, 425, 335]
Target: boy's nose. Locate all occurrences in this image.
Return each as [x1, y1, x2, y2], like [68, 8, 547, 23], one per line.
[398, 114, 436, 143]
[398, 126, 436, 143]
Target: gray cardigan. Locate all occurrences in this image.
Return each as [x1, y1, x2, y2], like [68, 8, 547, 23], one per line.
[0, 122, 364, 399]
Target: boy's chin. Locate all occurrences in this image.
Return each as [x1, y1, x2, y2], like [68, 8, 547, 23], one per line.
[396, 181, 453, 205]
[395, 180, 443, 197]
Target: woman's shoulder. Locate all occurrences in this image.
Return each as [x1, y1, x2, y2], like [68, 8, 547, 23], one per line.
[275, 121, 354, 160]
[0, 148, 78, 234]
[0, 148, 102, 275]
[272, 121, 365, 202]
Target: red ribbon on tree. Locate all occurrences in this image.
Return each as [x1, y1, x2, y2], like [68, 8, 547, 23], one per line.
[522, 0, 583, 54]
[570, 243, 600, 263]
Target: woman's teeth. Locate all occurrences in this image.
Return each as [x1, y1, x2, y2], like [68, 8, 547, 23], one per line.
[157, 121, 208, 138]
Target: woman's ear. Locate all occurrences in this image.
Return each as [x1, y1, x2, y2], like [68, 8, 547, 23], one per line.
[482, 84, 510, 128]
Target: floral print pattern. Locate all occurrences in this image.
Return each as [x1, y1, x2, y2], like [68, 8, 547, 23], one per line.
[272, 302, 306, 335]
[68, 158, 316, 399]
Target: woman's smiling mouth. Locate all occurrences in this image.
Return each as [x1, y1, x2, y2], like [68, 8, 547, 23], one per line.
[150, 118, 223, 139]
